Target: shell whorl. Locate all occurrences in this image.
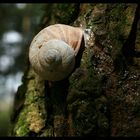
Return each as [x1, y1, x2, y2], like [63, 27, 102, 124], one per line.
[29, 24, 83, 81]
[29, 39, 75, 81]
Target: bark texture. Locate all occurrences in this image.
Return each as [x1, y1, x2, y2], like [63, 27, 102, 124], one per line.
[10, 4, 140, 137]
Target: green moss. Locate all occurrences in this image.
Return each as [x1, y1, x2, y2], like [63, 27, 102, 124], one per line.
[25, 90, 37, 104]
[14, 109, 29, 136]
[14, 101, 46, 136]
[16, 124, 29, 136]
[12, 69, 46, 136]
[27, 103, 46, 133]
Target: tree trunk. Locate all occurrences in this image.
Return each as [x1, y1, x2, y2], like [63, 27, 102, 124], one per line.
[9, 3, 140, 137]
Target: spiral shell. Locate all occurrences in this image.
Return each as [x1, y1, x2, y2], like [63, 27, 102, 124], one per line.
[29, 24, 83, 81]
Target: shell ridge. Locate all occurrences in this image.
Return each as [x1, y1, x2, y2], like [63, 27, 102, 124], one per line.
[57, 24, 67, 42]
[29, 24, 83, 81]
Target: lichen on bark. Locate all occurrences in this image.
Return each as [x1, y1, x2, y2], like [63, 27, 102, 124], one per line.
[10, 65, 47, 136]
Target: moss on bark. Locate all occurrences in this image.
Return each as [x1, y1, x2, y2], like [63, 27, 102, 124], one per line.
[10, 3, 140, 137]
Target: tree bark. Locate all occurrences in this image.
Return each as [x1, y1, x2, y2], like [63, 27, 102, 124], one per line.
[10, 3, 140, 137]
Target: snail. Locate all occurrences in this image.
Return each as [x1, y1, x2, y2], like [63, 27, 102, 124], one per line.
[29, 24, 84, 81]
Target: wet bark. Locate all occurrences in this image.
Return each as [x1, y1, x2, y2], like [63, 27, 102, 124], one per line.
[10, 3, 140, 137]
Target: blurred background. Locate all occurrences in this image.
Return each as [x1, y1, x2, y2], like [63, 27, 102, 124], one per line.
[0, 3, 44, 136]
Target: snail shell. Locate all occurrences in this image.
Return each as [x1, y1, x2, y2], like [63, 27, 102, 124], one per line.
[29, 24, 83, 81]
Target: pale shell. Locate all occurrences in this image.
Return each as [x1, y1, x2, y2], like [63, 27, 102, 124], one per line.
[29, 24, 83, 81]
